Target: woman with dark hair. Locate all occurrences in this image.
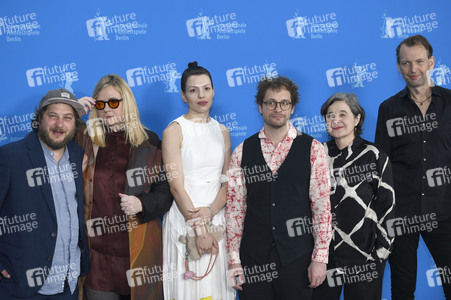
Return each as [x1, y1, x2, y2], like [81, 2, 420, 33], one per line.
[162, 62, 235, 299]
[76, 74, 173, 300]
[312, 93, 395, 300]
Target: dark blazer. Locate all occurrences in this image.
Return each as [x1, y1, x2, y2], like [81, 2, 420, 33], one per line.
[0, 131, 90, 297]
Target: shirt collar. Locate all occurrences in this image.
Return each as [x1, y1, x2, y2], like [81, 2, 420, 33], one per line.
[400, 85, 442, 102]
[327, 136, 363, 158]
[258, 122, 297, 143]
[39, 139, 69, 163]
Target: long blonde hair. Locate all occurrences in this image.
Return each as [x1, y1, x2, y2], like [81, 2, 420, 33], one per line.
[88, 74, 148, 147]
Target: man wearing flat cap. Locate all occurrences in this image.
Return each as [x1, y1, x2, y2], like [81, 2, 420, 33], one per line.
[0, 89, 90, 299]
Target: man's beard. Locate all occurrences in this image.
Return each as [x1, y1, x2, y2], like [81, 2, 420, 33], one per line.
[263, 114, 289, 129]
[38, 126, 76, 150]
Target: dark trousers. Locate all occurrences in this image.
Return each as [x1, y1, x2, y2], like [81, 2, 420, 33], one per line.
[312, 253, 386, 300]
[238, 246, 313, 300]
[390, 219, 451, 300]
[84, 286, 131, 300]
[0, 279, 78, 300]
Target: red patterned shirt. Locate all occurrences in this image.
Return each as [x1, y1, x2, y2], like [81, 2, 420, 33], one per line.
[226, 122, 332, 265]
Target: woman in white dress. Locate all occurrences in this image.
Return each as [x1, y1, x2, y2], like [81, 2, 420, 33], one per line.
[162, 62, 235, 300]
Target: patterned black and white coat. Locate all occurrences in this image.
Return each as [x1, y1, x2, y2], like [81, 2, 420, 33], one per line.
[324, 136, 395, 268]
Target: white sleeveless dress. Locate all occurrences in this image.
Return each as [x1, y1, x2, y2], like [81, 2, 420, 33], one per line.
[162, 116, 235, 300]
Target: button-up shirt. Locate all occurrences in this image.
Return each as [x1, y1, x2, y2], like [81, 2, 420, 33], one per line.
[38, 141, 80, 295]
[375, 86, 451, 221]
[226, 122, 332, 265]
[84, 131, 131, 295]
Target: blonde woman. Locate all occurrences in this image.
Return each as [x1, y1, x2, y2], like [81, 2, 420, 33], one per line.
[77, 74, 172, 300]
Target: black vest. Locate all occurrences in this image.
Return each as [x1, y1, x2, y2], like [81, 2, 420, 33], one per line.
[240, 131, 314, 266]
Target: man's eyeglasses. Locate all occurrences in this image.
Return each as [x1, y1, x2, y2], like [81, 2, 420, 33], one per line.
[262, 100, 292, 111]
[95, 98, 123, 110]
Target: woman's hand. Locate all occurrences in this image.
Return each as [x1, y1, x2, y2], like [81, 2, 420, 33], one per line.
[78, 96, 96, 116]
[119, 193, 143, 216]
[186, 207, 212, 223]
[195, 230, 215, 255]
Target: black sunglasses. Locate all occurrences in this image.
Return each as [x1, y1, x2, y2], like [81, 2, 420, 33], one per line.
[95, 98, 123, 110]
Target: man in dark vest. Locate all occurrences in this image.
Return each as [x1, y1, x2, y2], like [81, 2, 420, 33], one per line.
[225, 76, 332, 299]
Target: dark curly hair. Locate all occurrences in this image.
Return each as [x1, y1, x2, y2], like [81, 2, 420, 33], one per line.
[255, 76, 299, 107]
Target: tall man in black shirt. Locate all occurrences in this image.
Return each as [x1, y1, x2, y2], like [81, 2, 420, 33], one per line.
[375, 35, 451, 300]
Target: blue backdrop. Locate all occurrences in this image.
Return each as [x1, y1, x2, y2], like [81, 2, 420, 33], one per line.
[1, 0, 450, 298]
